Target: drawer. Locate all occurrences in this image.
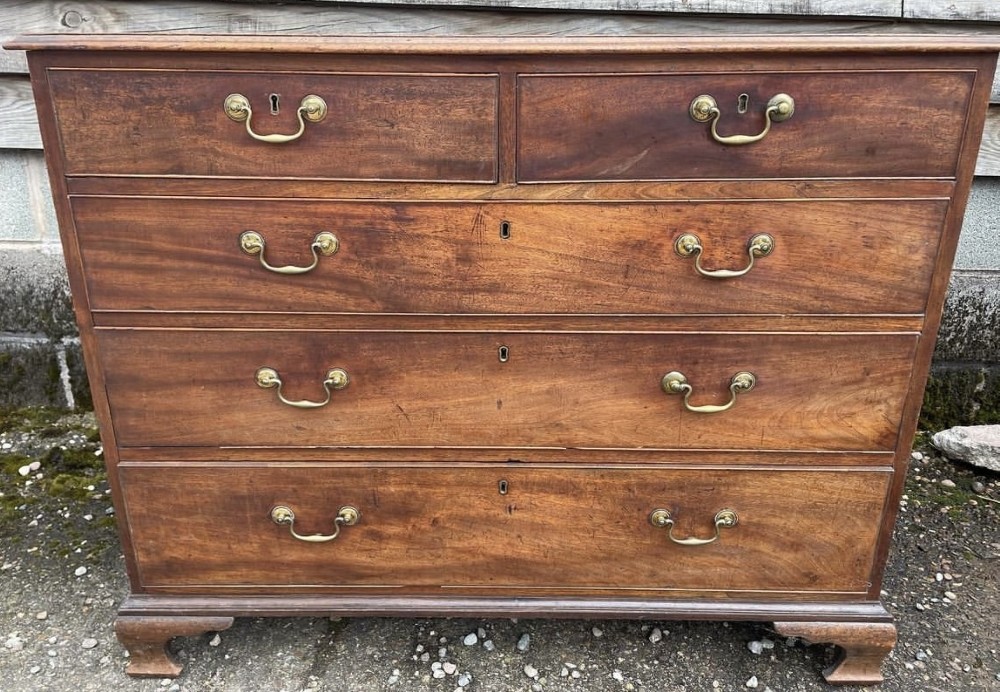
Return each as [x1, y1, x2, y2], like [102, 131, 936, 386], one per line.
[73, 197, 946, 315]
[120, 464, 888, 595]
[98, 329, 916, 451]
[517, 70, 974, 180]
[47, 69, 498, 181]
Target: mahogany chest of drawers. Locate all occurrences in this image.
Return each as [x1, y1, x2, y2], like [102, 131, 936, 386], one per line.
[11, 34, 998, 684]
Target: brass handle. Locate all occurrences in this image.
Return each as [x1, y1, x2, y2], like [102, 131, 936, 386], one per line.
[674, 233, 773, 279]
[224, 93, 327, 143]
[661, 371, 756, 414]
[271, 505, 360, 543]
[689, 93, 794, 146]
[239, 231, 339, 275]
[255, 367, 349, 409]
[649, 508, 738, 546]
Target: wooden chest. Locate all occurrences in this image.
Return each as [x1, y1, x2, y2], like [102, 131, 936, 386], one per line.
[10, 34, 997, 684]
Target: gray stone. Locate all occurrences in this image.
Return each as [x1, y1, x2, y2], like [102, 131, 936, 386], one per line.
[0, 152, 57, 243]
[935, 273, 1000, 363]
[523, 664, 538, 679]
[958, 179, 1000, 271]
[516, 633, 531, 652]
[932, 425, 1000, 472]
[463, 632, 478, 646]
[0, 339, 65, 408]
[0, 249, 74, 339]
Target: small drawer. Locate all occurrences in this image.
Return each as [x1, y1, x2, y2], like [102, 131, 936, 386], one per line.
[517, 70, 974, 180]
[98, 329, 916, 451]
[47, 69, 498, 181]
[120, 463, 888, 596]
[72, 197, 946, 315]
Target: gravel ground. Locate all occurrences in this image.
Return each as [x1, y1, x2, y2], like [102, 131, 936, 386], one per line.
[1, 409, 997, 692]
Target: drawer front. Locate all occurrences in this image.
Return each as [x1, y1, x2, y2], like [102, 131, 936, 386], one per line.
[73, 197, 946, 315]
[121, 464, 888, 595]
[99, 330, 916, 450]
[48, 69, 498, 181]
[518, 70, 974, 180]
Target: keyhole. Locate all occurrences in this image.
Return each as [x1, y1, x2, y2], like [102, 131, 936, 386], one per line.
[498, 479, 509, 495]
[269, 93, 280, 115]
[498, 345, 510, 362]
[499, 221, 511, 240]
[737, 93, 749, 114]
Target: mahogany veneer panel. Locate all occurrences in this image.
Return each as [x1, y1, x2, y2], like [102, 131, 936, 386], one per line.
[72, 197, 947, 315]
[97, 329, 916, 451]
[47, 70, 499, 181]
[518, 70, 974, 181]
[120, 464, 888, 595]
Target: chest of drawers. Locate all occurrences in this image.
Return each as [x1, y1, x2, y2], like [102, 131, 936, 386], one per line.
[11, 34, 997, 684]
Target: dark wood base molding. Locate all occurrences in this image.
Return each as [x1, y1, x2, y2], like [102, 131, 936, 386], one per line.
[120, 594, 893, 622]
[774, 620, 898, 686]
[115, 595, 894, 679]
[114, 615, 234, 678]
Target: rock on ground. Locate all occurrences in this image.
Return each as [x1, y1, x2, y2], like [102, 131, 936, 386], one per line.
[932, 425, 1000, 472]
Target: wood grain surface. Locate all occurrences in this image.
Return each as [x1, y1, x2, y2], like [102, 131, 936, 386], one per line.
[95, 329, 916, 451]
[517, 69, 974, 181]
[46, 69, 498, 180]
[71, 197, 948, 315]
[119, 463, 889, 595]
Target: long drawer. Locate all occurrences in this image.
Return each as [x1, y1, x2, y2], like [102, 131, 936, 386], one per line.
[98, 329, 916, 450]
[120, 463, 889, 596]
[73, 197, 947, 315]
[47, 69, 499, 181]
[517, 69, 974, 180]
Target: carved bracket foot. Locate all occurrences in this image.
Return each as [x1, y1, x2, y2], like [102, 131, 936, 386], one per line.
[774, 621, 897, 685]
[115, 615, 234, 678]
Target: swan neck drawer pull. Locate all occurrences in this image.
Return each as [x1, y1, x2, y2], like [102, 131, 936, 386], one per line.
[649, 508, 738, 546]
[674, 232, 773, 279]
[255, 367, 349, 409]
[661, 370, 756, 414]
[224, 93, 327, 143]
[270, 505, 360, 543]
[689, 93, 794, 146]
[239, 231, 339, 275]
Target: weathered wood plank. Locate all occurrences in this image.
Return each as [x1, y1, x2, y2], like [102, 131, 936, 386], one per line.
[975, 107, 1000, 176]
[306, 0, 901, 15]
[904, 1, 1000, 22]
[0, 76, 39, 148]
[0, 0, 922, 75]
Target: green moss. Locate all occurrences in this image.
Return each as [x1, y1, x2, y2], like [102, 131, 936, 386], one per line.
[44, 446, 102, 473]
[1, 453, 33, 476]
[0, 407, 68, 433]
[920, 366, 1000, 430]
[43, 473, 94, 501]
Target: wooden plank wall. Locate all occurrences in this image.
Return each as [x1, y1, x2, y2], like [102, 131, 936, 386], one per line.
[1, 0, 1000, 174]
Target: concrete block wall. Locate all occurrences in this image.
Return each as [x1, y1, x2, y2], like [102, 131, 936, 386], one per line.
[0, 150, 87, 409]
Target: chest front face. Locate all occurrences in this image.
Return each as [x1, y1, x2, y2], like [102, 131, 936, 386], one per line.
[16, 34, 996, 684]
